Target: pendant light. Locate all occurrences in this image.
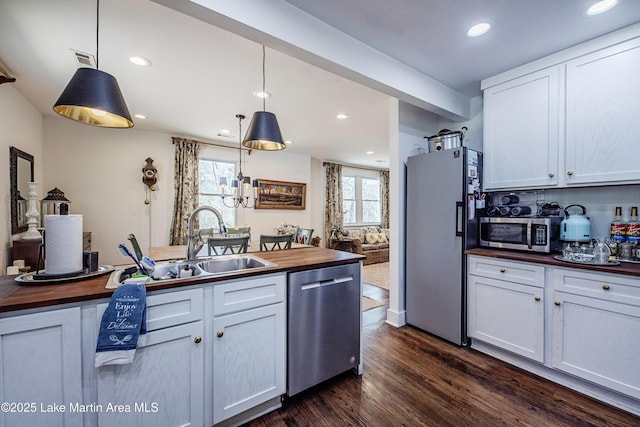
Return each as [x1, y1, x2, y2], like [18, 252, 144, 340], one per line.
[242, 46, 285, 150]
[53, 0, 133, 128]
[220, 114, 259, 208]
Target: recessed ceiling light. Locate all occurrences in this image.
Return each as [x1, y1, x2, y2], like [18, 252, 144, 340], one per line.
[336, 113, 349, 120]
[366, 151, 374, 155]
[253, 90, 271, 99]
[134, 114, 146, 119]
[467, 22, 491, 37]
[219, 129, 231, 134]
[285, 140, 293, 144]
[587, 0, 618, 15]
[129, 56, 152, 67]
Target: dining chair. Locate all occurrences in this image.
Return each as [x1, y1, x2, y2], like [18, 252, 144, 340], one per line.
[260, 234, 294, 251]
[295, 228, 314, 245]
[207, 235, 250, 255]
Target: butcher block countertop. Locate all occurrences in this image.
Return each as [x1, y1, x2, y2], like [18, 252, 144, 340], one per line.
[0, 247, 364, 314]
[466, 247, 640, 277]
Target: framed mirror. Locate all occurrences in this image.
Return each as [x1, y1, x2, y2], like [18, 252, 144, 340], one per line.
[10, 146, 34, 234]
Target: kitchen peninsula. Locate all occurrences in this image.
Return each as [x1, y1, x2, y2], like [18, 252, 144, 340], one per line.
[0, 247, 364, 427]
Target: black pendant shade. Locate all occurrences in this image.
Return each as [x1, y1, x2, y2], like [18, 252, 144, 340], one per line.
[242, 111, 286, 150]
[53, 68, 134, 128]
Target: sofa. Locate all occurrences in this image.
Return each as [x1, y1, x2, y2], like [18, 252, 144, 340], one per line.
[341, 227, 389, 265]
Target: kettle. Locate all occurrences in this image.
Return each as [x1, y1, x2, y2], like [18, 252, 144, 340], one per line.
[560, 204, 592, 242]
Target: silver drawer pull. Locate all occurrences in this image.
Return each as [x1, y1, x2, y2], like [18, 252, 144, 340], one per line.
[499, 268, 506, 273]
[602, 284, 610, 291]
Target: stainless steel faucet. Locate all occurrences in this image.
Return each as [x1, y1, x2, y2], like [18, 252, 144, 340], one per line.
[186, 205, 227, 261]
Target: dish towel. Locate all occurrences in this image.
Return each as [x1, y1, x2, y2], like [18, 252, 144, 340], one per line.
[95, 283, 147, 367]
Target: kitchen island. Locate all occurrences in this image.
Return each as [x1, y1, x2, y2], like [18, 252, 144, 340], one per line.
[0, 247, 364, 427]
[465, 247, 640, 416]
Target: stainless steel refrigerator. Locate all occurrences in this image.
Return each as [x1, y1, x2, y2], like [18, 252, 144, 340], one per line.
[405, 147, 482, 346]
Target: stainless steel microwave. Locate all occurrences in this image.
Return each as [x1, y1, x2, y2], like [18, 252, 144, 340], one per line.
[479, 216, 562, 253]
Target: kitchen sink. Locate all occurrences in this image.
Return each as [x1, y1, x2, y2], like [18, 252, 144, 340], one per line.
[111, 254, 276, 286]
[197, 255, 274, 274]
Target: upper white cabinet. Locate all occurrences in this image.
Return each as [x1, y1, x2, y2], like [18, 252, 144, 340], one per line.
[565, 37, 640, 185]
[483, 32, 640, 190]
[483, 67, 560, 190]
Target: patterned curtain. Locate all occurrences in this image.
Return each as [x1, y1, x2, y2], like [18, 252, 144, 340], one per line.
[169, 138, 200, 245]
[324, 162, 343, 247]
[380, 169, 390, 229]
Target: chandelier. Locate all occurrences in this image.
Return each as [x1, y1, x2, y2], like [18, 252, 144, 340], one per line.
[219, 114, 258, 208]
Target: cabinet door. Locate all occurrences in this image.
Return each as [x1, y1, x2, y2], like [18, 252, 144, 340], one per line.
[565, 37, 640, 185]
[468, 275, 544, 362]
[96, 321, 204, 427]
[0, 308, 82, 427]
[551, 292, 640, 399]
[483, 66, 560, 190]
[212, 303, 285, 424]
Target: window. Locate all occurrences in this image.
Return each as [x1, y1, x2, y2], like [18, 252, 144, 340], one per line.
[342, 174, 380, 225]
[198, 158, 236, 229]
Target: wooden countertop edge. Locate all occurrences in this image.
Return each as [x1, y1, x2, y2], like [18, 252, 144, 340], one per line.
[466, 248, 640, 277]
[0, 247, 364, 314]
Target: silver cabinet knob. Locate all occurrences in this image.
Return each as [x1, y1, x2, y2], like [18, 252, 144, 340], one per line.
[548, 172, 555, 178]
[216, 331, 224, 338]
[567, 171, 574, 176]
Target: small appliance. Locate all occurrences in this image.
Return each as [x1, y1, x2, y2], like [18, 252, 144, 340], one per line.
[479, 216, 562, 253]
[560, 204, 592, 242]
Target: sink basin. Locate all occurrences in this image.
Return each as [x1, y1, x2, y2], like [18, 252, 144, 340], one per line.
[197, 255, 274, 274]
[110, 254, 277, 287]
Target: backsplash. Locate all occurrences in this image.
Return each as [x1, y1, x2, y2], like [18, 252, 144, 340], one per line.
[546, 185, 640, 240]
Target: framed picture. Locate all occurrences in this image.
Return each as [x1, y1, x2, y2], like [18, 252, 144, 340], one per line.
[255, 179, 306, 210]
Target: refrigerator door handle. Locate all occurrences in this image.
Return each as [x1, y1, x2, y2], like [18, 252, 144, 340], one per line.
[455, 201, 463, 236]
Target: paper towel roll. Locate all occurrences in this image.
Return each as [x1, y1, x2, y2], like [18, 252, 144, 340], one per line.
[45, 214, 83, 275]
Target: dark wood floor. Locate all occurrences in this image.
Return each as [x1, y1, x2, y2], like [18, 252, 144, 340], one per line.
[245, 284, 640, 427]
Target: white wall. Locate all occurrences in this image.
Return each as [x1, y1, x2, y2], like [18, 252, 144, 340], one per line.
[0, 85, 43, 273]
[43, 116, 317, 265]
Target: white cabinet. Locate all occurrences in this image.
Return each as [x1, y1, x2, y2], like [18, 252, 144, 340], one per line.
[0, 307, 83, 427]
[483, 34, 640, 190]
[483, 67, 560, 190]
[565, 37, 640, 185]
[95, 288, 204, 427]
[550, 268, 640, 399]
[468, 256, 545, 362]
[211, 274, 286, 424]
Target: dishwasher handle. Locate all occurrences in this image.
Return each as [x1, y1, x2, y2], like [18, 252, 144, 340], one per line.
[299, 275, 353, 291]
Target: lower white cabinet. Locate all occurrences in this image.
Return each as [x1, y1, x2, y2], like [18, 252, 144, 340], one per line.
[0, 307, 83, 427]
[550, 268, 640, 399]
[212, 274, 286, 424]
[468, 255, 640, 415]
[468, 275, 544, 362]
[95, 288, 204, 427]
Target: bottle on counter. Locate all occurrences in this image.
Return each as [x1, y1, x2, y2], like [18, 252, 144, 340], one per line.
[626, 206, 640, 245]
[610, 206, 627, 244]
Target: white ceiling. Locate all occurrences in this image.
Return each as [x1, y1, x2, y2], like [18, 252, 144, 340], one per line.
[2, 0, 640, 169]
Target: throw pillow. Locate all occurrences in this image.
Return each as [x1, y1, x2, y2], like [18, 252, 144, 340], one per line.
[375, 232, 388, 243]
[365, 232, 378, 244]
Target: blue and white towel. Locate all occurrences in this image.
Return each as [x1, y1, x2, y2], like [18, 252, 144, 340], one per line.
[95, 283, 147, 367]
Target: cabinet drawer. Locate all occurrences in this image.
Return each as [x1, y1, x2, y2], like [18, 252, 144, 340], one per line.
[550, 267, 640, 306]
[98, 288, 203, 332]
[468, 255, 545, 287]
[213, 274, 285, 316]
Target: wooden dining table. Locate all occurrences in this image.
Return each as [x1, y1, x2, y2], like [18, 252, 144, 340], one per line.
[149, 239, 310, 261]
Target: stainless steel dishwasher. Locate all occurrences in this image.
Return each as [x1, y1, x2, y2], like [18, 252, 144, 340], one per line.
[287, 263, 361, 396]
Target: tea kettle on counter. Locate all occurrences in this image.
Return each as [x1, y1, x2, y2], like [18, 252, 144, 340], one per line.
[560, 204, 592, 242]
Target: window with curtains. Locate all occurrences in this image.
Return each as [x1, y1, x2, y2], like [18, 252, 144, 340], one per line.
[198, 158, 236, 228]
[342, 174, 381, 225]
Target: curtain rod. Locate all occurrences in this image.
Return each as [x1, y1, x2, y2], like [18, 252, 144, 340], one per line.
[172, 136, 252, 153]
[322, 161, 388, 172]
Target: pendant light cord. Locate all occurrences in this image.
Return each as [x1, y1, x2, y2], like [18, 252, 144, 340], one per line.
[96, 0, 100, 70]
[262, 45, 266, 111]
